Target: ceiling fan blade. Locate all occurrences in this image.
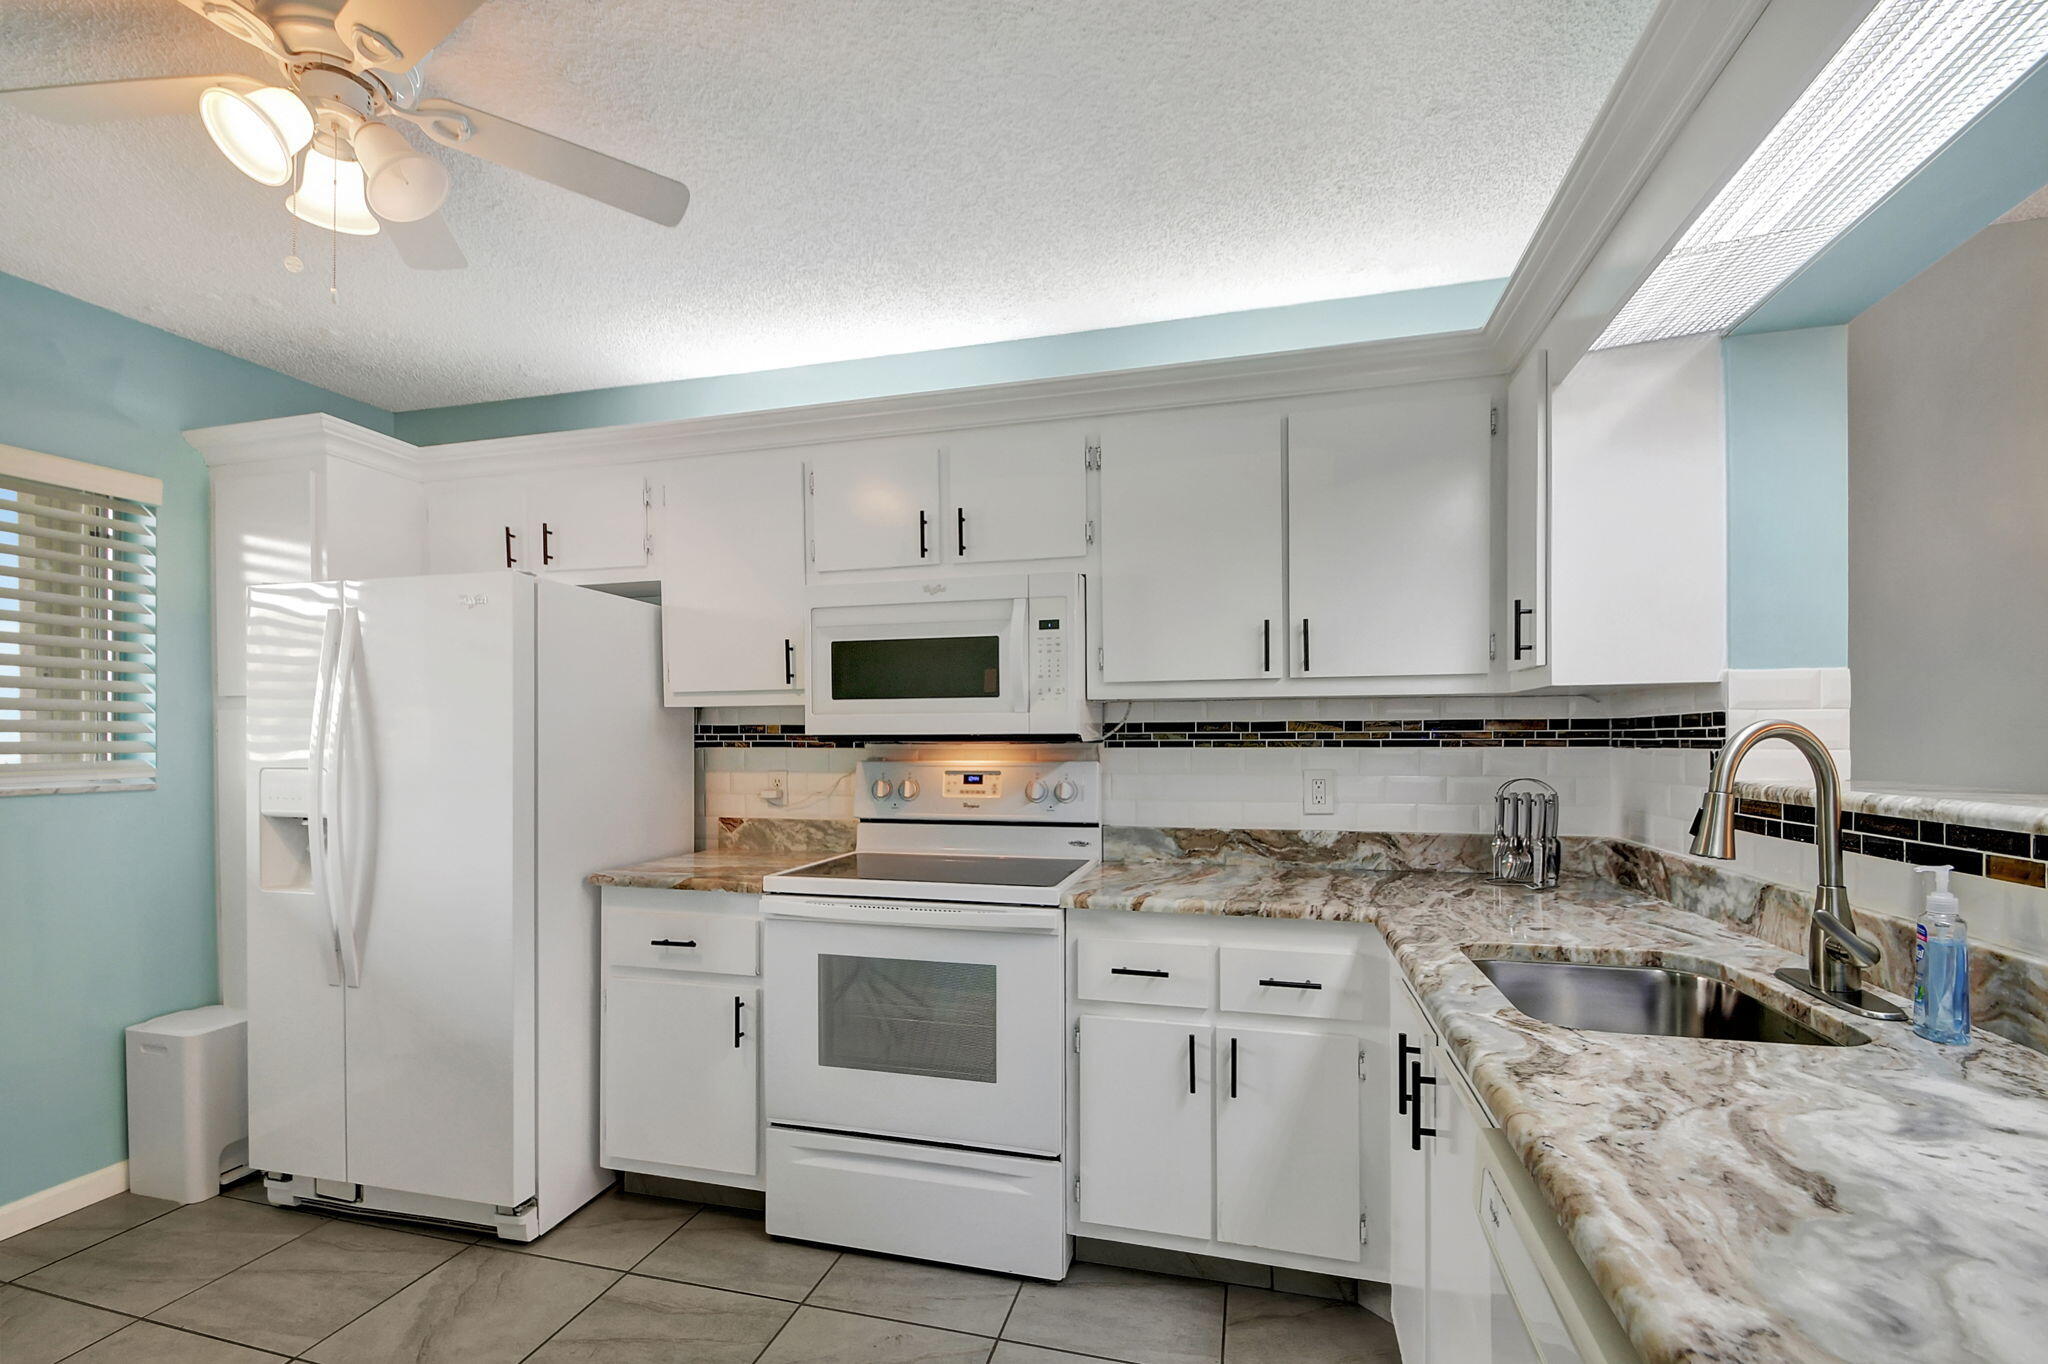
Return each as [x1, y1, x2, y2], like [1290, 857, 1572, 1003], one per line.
[333, 0, 486, 73]
[0, 74, 251, 123]
[384, 211, 467, 270]
[409, 98, 690, 227]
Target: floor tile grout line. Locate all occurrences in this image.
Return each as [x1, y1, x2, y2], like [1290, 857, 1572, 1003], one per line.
[217, 1224, 499, 1359]
[509, 1264, 626, 1364]
[1, 1193, 194, 1286]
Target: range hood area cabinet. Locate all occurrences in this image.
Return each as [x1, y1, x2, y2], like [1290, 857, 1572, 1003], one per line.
[804, 423, 1092, 574]
[1090, 382, 1497, 695]
[427, 467, 653, 579]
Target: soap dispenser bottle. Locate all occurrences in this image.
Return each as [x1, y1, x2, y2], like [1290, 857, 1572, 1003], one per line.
[1912, 864, 1971, 1045]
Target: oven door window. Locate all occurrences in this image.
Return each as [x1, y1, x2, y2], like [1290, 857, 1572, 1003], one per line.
[817, 954, 998, 1084]
[830, 635, 1001, 700]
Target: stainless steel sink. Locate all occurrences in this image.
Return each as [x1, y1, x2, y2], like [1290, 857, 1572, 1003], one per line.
[1470, 958, 1866, 1046]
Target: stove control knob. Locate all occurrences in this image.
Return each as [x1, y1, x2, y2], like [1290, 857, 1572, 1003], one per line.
[871, 778, 895, 801]
[899, 777, 921, 801]
[1053, 779, 1080, 804]
[1025, 779, 1049, 803]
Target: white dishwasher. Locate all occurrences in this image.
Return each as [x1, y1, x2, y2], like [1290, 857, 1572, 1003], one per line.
[1474, 1126, 1642, 1364]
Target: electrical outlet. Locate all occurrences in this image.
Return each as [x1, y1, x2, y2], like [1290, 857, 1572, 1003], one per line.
[760, 771, 788, 807]
[1304, 769, 1336, 815]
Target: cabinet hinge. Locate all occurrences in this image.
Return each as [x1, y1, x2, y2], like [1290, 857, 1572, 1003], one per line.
[1085, 518, 1096, 546]
[1073, 1176, 1082, 1206]
[1072, 1020, 1081, 1054]
[1084, 439, 1102, 471]
[1095, 644, 1104, 671]
[1360, 1212, 1370, 1244]
[1357, 1048, 1369, 1081]
[807, 469, 815, 494]
[1488, 632, 1498, 662]
[1489, 405, 1500, 437]
[641, 480, 653, 507]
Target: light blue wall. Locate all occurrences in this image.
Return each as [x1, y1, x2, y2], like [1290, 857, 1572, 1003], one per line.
[1721, 326, 1849, 670]
[0, 271, 389, 1206]
[396, 278, 1507, 445]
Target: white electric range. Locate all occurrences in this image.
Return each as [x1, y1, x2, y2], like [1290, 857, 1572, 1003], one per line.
[760, 757, 1098, 1280]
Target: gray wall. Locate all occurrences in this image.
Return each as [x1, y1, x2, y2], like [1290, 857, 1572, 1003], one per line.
[1848, 218, 2048, 793]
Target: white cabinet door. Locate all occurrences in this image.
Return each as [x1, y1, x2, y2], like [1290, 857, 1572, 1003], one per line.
[526, 468, 649, 573]
[1505, 350, 1550, 672]
[661, 454, 807, 700]
[944, 424, 1089, 563]
[603, 977, 759, 1177]
[1288, 391, 1492, 680]
[1097, 410, 1284, 683]
[809, 441, 941, 572]
[1215, 1026, 1361, 1262]
[427, 477, 529, 575]
[1387, 980, 1434, 1364]
[1075, 1015, 1212, 1240]
[1428, 1066, 1494, 1364]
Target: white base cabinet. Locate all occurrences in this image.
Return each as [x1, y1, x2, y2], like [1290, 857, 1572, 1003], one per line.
[600, 887, 765, 1188]
[1070, 913, 1388, 1278]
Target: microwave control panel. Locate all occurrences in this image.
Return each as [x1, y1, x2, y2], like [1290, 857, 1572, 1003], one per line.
[1029, 599, 1069, 705]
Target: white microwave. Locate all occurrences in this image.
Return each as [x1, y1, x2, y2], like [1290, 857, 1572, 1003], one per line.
[803, 572, 1098, 737]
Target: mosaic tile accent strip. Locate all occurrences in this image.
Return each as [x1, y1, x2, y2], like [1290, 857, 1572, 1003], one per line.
[694, 712, 1728, 750]
[1732, 798, 2048, 888]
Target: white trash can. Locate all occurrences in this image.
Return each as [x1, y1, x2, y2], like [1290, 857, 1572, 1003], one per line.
[125, 1005, 250, 1204]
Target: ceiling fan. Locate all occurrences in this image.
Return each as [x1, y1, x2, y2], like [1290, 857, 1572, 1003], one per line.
[0, 0, 690, 270]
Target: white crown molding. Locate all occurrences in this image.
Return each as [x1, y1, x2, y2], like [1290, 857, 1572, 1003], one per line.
[185, 412, 422, 480]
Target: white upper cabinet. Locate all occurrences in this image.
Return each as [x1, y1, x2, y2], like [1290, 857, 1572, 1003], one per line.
[661, 453, 807, 702]
[427, 469, 650, 578]
[1287, 390, 1493, 680]
[943, 423, 1091, 563]
[808, 440, 942, 572]
[1504, 350, 1550, 672]
[1096, 409, 1285, 683]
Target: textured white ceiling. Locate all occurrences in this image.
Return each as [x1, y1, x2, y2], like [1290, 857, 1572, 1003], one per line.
[0, 0, 1658, 411]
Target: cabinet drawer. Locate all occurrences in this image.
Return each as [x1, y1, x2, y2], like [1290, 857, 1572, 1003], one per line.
[605, 907, 759, 976]
[1218, 946, 1363, 1020]
[1075, 939, 1213, 1009]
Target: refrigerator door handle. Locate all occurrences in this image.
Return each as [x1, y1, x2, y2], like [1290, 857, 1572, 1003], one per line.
[308, 606, 344, 988]
[327, 605, 365, 988]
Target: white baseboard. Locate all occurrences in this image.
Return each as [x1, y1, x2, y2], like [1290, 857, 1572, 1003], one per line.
[0, 1161, 130, 1241]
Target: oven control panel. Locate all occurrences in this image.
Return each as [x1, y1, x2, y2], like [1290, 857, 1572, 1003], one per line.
[858, 759, 1099, 822]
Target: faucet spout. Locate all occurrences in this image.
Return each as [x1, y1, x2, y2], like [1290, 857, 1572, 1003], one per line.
[1690, 720, 1904, 1021]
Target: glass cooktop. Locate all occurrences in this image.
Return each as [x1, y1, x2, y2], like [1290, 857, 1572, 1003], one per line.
[781, 852, 1087, 889]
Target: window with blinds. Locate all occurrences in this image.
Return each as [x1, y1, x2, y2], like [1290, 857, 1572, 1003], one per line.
[1, 462, 160, 794]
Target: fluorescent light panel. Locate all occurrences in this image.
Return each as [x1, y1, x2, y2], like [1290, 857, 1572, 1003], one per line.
[1596, 0, 2048, 350]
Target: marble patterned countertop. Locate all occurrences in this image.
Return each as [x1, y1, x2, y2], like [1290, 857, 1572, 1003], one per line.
[589, 850, 818, 894]
[1067, 861, 2048, 1364]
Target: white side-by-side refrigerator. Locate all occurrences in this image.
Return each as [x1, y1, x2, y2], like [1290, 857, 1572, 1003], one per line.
[243, 571, 692, 1240]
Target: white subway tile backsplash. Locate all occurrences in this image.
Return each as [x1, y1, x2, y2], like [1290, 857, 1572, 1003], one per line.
[1382, 775, 1449, 803]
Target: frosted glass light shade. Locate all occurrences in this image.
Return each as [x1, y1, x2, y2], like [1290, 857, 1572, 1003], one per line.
[352, 120, 450, 222]
[199, 85, 314, 186]
[286, 148, 381, 236]
[1596, 0, 2048, 349]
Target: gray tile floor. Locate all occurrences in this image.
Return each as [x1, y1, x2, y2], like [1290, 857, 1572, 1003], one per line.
[0, 1182, 1400, 1364]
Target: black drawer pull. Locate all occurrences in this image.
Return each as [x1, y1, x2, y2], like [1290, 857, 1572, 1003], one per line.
[649, 939, 697, 948]
[1397, 1032, 1421, 1114]
[1409, 1063, 1437, 1150]
[1110, 967, 1170, 978]
[1258, 977, 1322, 990]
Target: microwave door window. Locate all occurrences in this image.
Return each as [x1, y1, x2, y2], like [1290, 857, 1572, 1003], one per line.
[817, 955, 998, 1084]
[831, 635, 1002, 700]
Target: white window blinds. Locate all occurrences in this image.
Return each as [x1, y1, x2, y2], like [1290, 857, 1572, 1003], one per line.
[1, 449, 162, 795]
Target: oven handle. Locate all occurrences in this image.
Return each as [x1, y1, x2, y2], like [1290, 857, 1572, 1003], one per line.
[761, 897, 1062, 933]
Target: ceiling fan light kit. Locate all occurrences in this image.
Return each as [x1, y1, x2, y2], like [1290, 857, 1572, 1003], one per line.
[0, 0, 691, 273]
[199, 83, 313, 186]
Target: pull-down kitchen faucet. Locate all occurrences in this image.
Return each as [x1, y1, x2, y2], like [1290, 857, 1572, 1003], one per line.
[1690, 719, 1907, 1021]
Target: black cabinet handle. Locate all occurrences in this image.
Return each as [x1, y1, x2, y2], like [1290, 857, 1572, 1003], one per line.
[1397, 1032, 1421, 1114]
[1258, 977, 1322, 990]
[649, 939, 697, 948]
[918, 510, 929, 558]
[1228, 1035, 1239, 1099]
[502, 526, 517, 568]
[1188, 1033, 1197, 1094]
[1409, 1063, 1437, 1150]
[1513, 598, 1534, 660]
[1262, 619, 1271, 673]
[956, 507, 966, 557]
[541, 522, 555, 566]
[735, 996, 746, 1048]
[1301, 618, 1311, 672]
[784, 638, 795, 685]
[1110, 967, 1170, 978]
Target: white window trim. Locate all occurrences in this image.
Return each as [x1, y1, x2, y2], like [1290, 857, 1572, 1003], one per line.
[1, 444, 164, 797]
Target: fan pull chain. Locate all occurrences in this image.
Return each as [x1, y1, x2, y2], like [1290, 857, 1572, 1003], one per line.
[330, 148, 339, 303]
[283, 147, 304, 274]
